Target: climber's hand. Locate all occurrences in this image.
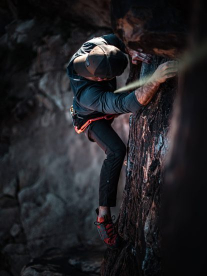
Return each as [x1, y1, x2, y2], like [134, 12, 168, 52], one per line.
[150, 60, 179, 84]
[126, 47, 152, 65]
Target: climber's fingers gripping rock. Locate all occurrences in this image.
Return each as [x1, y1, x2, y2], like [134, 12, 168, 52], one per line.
[151, 60, 179, 84]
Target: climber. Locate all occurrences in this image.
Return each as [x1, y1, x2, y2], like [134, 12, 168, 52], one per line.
[66, 33, 178, 249]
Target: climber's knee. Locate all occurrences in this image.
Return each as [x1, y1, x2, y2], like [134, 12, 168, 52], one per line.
[108, 143, 126, 161]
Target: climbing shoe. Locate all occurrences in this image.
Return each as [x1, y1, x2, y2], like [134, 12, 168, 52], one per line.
[94, 208, 121, 249]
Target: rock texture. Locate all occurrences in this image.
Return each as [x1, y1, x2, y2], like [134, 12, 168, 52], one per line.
[0, 1, 130, 275]
[100, 0, 192, 275]
[101, 56, 177, 276]
[0, 0, 111, 30]
[0, 1, 197, 275]
[111, 0, 189, 58]
[21, 246, 104, 276]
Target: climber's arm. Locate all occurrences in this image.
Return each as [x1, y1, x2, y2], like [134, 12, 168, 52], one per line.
[135, 81, 160, 105]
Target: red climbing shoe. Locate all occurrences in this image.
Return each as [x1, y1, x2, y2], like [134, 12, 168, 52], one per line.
[94, 208, 120, 249]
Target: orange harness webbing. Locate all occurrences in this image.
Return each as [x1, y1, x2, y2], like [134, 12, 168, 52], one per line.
[74, 114, 115, 134]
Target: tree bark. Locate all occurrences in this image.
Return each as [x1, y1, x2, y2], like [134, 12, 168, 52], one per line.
[101, 56, 177, 276]
[110, 0, 189, 58]
[101, 1, 191, 274]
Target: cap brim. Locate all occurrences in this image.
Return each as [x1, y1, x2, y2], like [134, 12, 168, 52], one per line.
[73, 55, 94, 78]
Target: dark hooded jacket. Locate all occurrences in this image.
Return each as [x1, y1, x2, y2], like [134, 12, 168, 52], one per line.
[66, 34, 142, 118]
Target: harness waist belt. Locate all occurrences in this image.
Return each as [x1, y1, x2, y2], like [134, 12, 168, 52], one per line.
[70, 105, 115, 134]
[75, 114, 115, 134]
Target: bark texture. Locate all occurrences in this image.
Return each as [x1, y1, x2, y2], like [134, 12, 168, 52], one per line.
[101, 1, 191, 275]
[101, 56, 177, 276]
[111, 0, 189, 58]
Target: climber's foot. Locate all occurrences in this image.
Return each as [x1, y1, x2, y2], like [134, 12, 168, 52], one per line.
[94, 208, 121, 249]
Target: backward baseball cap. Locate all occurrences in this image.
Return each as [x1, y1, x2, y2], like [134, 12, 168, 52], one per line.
[74, 45, 128, 79]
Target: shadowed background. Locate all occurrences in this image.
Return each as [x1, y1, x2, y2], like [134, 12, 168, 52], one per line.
[1, 1, 207, 276]
[0, 0, 132, 275]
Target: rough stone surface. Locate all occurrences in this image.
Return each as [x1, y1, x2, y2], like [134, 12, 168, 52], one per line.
[0, 0, 111, 32]
[101, 56, 177, 276]
[21, 247, 104, 276]
[100, 1, 192, 275]
[111, 0, 190, 58]
[0, 1, 191, 275]
[0, 3, 130, 275]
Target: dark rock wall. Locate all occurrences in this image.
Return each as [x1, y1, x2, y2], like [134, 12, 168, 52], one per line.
[0, 0, 111, 29]
[119, 57, 176, 275]
[101, 1, 190, 275]
[101, 57, 177, 276]
[0, 1, 200, 275]
[111, 0, 190, 58]
[0, 1, 131, 275]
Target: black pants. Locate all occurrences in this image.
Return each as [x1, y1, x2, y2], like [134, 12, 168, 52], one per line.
[87, 119, 126, 207]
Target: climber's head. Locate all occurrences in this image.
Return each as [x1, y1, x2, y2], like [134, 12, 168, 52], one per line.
[73, 45, 128, 81]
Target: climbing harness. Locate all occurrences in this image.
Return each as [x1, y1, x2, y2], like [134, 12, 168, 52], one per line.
[70, 105, 115, 134]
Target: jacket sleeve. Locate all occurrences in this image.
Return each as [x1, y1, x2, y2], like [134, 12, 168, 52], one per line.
[78, 85, 143, 114]
[102, 34, 126, 53]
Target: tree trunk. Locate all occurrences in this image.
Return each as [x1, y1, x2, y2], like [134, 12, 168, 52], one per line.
[101, 1, 191, 275]
[110, 0, 189, 58]
[101, 56, 177, 276]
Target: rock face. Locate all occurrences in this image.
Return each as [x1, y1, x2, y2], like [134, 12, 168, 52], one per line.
[0, 1, 197, 275]
[101, 56, 177, 276]
[0, 1, 131, 275]
[20, 247, 104, 276]
[101, 1, 190, 275]
[111, 0, 189, 58]
[0, 0, 111, 30]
